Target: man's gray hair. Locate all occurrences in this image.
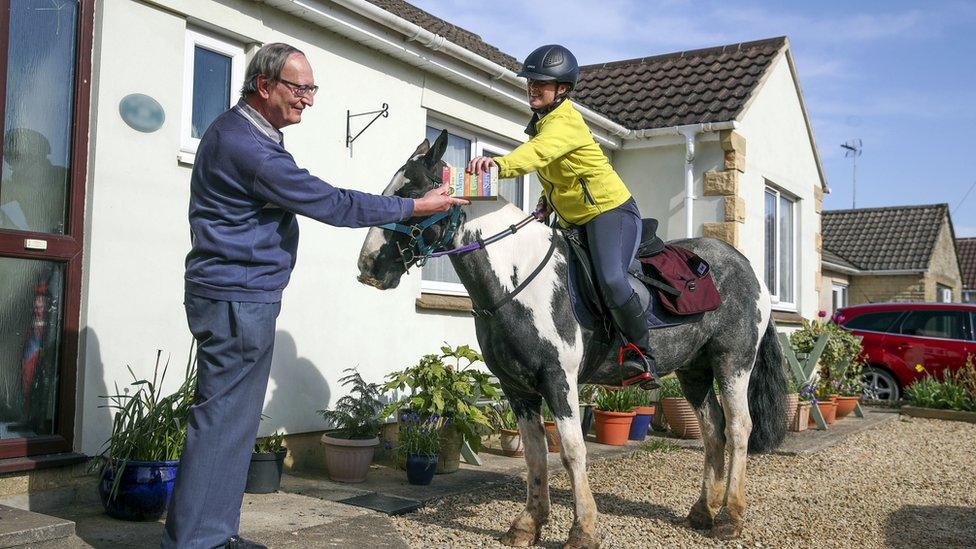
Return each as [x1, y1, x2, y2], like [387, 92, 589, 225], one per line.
[240, 43, 306, 98]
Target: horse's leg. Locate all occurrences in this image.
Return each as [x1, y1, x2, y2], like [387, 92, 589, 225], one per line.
[676, 364, 726, 531]
[713, 362, 754, 539]
[542, 381, 599, 549]
[501, 397, 550, 547]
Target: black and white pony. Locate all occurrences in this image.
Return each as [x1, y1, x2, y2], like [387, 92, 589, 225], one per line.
[357, 132, 787, 547]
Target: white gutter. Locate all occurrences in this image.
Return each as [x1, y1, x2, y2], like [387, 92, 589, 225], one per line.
[822, 261, 924, 277]
[262, 0, 631, 147]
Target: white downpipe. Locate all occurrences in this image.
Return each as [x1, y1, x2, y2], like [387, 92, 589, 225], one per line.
[678, 127, 698, 238]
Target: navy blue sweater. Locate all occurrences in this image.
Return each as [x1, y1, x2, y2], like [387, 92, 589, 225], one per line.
[184, 108, 413, 302]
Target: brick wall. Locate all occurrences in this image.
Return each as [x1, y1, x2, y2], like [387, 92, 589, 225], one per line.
[848, 274, 925, 305]
[923, 218, 963, 301]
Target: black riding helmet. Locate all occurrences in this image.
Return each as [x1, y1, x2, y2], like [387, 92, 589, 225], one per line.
[517, 44, 579, 91]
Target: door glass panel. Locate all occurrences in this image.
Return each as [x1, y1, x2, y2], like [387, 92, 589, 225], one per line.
[843, 311, 902, 333]
[1, 0, 78, 235]
[0, 258, 64, 439]
[899, 310, 967, 340]
[191, 46, 232, 139]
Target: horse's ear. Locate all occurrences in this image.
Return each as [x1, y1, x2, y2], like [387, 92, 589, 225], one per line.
[412, 138, 430, 158]
[423, 129, 449, 169]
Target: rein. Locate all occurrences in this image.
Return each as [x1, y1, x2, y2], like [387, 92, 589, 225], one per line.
[378, 205, 556, 317]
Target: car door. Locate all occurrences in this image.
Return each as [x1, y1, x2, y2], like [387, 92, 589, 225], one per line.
[882, 309, 971, 382]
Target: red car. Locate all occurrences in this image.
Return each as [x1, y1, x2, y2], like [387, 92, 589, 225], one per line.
[831, 302, 976, 401]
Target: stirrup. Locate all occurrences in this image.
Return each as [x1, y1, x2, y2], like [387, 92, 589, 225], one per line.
[618, 342, 658, 387]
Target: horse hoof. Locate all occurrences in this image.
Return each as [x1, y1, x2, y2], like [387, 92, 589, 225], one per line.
[686, 504, 714, 530]
[500, 526, 540, 547]
[563, 524, 600, 549]
[709, 521, 742, 540]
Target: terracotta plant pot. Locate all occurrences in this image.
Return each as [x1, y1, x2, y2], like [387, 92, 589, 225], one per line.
[594, 409, 636, 446]
[835, 396, 860, 419]
[784, 393, 799, 430]
[809, 400, 838, 426]
[321, 434, 378, 483]
[437, 425, 463, 474]
[499, 428, 523, 457]
[661, 397, 701, 439]
[544, 421, 561, 453]
[791, 401, 810, 432]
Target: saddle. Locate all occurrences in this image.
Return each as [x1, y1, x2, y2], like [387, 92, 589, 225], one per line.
[562, 218, 719, 337]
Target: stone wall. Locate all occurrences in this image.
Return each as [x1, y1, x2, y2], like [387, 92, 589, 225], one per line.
[702, 130, 746, 248]
[849, 274, 926, 305]
[923, 218, 963, 301]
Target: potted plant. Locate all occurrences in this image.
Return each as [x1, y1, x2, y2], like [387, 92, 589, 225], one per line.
[495, 403, 523, 457]
[793, 385, 812, 432]
[627, 387, 656, 442]
[810, 380, 838, 426]
[396, 412, 441, 485]
[578, 384, 597, 437]
[659, 376, 701, 439]
[784, 369, 800, 430]
[834, 360, 864, 419]
[383, 344, 499, 474]
[318, 368, 384, 483]
[542, 402, 561, 453]
[246, 429, 287, 494]
[95, 350, 195, 521]
[593, 387, 636, 446]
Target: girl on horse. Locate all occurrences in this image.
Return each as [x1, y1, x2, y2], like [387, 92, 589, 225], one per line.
[467, 44, 658, 388]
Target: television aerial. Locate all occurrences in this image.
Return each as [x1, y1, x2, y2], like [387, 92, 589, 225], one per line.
[840, 139, 862, 209]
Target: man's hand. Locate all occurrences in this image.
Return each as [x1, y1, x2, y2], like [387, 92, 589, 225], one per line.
[466, 156, 497, 175]
[413, 183, 469, 216]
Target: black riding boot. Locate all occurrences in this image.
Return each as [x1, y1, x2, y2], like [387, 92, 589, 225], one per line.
[608, 292, 660, 389]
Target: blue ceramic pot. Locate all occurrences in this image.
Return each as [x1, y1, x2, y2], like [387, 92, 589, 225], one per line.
[405, 453, 438, 485]
[628, 411, 654, 441]
[98, 459, 179, 521]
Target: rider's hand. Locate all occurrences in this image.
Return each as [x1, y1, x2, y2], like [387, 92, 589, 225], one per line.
[466, 156, 497, 175]
[535, 196, 553, 223]
[413, 182, 469, 216]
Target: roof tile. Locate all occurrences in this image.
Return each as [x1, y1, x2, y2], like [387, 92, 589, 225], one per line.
[957, 238, 976, 290]
[822, 204, 950, 271]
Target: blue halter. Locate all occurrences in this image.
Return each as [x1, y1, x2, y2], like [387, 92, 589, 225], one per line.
[378, 205, 464, 268]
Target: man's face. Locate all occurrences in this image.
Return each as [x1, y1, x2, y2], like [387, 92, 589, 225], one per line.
[259, 53, 315, 129]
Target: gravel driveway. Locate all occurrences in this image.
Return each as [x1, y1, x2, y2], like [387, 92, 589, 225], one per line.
[393, 417, 976, 548]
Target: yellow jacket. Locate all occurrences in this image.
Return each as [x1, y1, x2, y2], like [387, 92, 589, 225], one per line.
[494, 100, 631, 226]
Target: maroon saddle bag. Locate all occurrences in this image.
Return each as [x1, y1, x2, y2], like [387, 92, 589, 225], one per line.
[638, 244, 721, 315]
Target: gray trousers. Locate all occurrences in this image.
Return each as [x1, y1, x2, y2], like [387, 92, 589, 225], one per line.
[162, 293, 281, 549]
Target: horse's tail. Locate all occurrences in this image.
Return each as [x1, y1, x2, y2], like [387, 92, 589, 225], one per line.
[747, 318, 788, 453]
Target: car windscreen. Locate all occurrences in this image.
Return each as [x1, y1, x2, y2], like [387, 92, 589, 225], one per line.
[842, 311, 903, 333]
[897, 310, 968, 340]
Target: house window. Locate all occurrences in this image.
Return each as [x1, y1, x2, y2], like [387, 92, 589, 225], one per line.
[421, 122, 535, 295]
[180, 28, 245, 161]
[831, 283, 848, 313]
[764, 186, 797, 307]
[964, 290, 976, 304]
[936, 284, 953, 303]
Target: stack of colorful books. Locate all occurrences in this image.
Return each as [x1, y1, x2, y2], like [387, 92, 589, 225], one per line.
[441, 163, 499, 199]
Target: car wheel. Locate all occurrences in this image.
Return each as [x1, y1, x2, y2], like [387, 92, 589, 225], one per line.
[861, 366, 900, 402]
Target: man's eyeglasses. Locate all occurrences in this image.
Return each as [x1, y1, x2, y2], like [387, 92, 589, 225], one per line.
[279, 78, 319, 98]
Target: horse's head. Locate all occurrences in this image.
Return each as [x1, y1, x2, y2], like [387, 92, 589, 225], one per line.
[357, 129, 457, 289]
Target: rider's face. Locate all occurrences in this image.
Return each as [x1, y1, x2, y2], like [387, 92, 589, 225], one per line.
[526, 80, 567, 110]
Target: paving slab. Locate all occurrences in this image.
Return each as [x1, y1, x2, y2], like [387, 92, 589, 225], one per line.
[0, 505, 74, 548]
[644, 407, 900, 455]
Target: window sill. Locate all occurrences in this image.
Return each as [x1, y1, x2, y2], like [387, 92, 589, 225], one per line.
[416, 293, 472, 314]
[0, 452, 88, 474]
[771, 310, 804, 325]
[177, 150, 195, 166]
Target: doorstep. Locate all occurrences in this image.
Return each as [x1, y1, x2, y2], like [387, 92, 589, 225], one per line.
[0, 504, 74, 548]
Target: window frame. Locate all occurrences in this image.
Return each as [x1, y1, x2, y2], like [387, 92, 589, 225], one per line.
[763, 184, 798, 310]
[831, 282, 848, 313]
[421, 118, 529, 296]
[180, 27, 245, 163]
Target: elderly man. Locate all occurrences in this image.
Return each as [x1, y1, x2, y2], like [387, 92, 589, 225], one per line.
[162, 43, 465, 549]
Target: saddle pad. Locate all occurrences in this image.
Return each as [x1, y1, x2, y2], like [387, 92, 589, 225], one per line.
[565, 247, 698, 332]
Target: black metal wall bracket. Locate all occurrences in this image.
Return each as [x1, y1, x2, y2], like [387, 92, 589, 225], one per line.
[346, 103, 389, 148]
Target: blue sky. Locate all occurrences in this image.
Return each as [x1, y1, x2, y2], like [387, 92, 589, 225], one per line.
[412, 0, 976, 236]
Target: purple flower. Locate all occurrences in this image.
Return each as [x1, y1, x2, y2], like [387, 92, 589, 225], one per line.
[818, 310, 827, 318]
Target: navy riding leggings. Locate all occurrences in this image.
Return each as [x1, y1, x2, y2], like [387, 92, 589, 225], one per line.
[580, 198, 642, 308]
